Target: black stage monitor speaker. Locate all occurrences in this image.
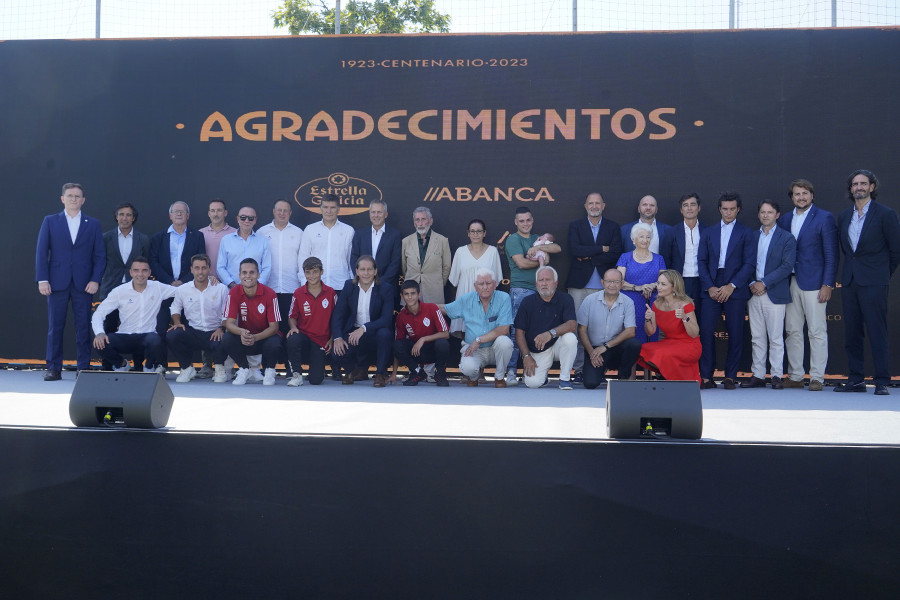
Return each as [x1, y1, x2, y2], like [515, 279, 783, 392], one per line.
[69, 371, 175, 429]
[606, 380, 702, 440]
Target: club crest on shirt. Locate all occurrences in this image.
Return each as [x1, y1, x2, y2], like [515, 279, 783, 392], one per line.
[257, 304, 265, 314]
[321, 299, 329, 309]
[423, 317, 431, 326]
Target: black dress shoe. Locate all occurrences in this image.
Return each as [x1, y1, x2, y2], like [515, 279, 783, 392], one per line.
[740, 376, 765, 388]
[700, 379, 717, 390]
[834, 381, 867, 393]
[770, 376, 784, 390]
[722, 378, 737, 390]
[875, 384, 891, 396]
[43, 369, 62, 381]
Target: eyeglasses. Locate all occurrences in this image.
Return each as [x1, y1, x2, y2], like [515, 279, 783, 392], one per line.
[468, 229, 485, 234]
[170, 210, 187, 216]
[239, 215, 256, 221]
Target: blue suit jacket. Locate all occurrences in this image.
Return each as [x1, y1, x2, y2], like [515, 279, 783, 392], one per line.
[350, 225, 403, 290]
[837, 201, 900, 287]
[100, 228, 151, 299]
[149, 227, 207, 284]
[751, 226, 797, 304]
[621, 220, 671, 253]
[331, 279, 396, 340]
[35, 211, 105, 289]
[661, 221, 706, 274]
[697, 221, 756, 300]
[776, 205, 838, 291]
[565, 217, 622, 288]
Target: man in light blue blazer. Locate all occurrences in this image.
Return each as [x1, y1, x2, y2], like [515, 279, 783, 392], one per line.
[35, 183, 106, 380]
[776, 179, 838, 391]
[741, 200, 796, 389]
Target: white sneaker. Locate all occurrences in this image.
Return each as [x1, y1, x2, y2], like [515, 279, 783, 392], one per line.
[176, 366, 196, 383]
[233, 368, 251, 385]
[505, 369, 519, 386]
[112, 360, 130, 373]
[287, 373, 304, 387]
[212, 364, 229, 383]
[249, 369, 265, 383]
[263, 368, 276, 386]
[154, 365, 167, 375]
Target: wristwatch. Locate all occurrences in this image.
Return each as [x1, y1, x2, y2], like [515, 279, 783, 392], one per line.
[550, 328, 558, 338]
[474, 336, 481, 344]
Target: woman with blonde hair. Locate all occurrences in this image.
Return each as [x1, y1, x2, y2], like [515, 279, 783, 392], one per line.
[637, 269, 702, 384]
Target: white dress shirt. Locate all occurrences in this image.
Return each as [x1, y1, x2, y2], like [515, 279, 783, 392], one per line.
[755, 227, 776, 281]
[66, 211, 81, 244]
[258, 221, 304, 293]
[171, 280, 228, 332]
[682, 221, 700, 277]
[298, 220, 354, 290]
[718, 220, 736, 269]
[92, 280, 177, 335]
[355, 283, 374, 329]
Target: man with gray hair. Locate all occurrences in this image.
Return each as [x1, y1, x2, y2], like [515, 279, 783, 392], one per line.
[402, 206, 451, 303]
[513, 266, 577, 389]
[440, 268, 514, 388]
[149, 200, 206, 335]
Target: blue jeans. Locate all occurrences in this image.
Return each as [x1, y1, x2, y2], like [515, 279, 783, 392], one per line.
[506, 287, 536, 372]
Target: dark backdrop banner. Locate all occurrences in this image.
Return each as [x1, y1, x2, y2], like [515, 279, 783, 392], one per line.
[2, 29, 899, 370]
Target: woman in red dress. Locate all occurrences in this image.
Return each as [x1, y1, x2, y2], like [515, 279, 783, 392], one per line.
[637, 269, 702, 384]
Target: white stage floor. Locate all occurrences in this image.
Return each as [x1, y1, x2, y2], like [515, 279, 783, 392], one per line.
[2, 369, 899, 445]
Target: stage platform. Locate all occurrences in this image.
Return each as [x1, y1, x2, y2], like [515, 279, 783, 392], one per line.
[2, 368, 899, 599]
[1, 369, 899, 444]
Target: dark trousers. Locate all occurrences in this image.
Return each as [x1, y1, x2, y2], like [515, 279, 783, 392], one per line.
[101, 309, 145, 369]
[286, 331, 328, 385]
[166, 326, 227, 369]
[223, 332, 282, 369]
[46, 283, 94, 371]
[277, 293, 294, 375]
[583, 338, 642, 389]
[98, 332, 165, 369]
[393, 338, 449, 374]
[683, 276, 702, 324]
[842, 283, 891, 385]
[156, 298, 175, 337]
[699, 293, 748, 380]
[332, 327, 393, 375]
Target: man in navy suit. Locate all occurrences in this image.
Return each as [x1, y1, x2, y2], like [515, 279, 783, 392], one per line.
[35, 183, 105, 381]
[697, 191, 756, 389]
[331, 255, 395, 388]
[149, 201, 207, 335]
[566, 192, 622, 382]
[661, 194, 705, 308]
[620, 195, 671, 254]
[777, 179, 838, 391]
[834, 169, 900, 395]
[741, 200, 796, 389]
[350, 200, 402, 303]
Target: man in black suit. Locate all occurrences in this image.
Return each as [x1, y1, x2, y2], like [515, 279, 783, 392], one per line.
[331, 255, 395, 388]
[661, 194, 705, 309]
[835, 169, 900, 395]
[99, 202, 151, 369]
[149, 201, 207, 335]
[350, 200, 402, 304]
[566, 192, 623, 382]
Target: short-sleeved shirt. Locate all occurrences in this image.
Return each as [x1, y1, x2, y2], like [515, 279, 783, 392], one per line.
[224, 283, 281, 335]
[443, 290, 513, 347]
[514, 291, 577, 354]
[396, 302, 449, 341]
[289, 283, 337, 347]
[505, 232, 539, 290]
[576, 291, 636, 346]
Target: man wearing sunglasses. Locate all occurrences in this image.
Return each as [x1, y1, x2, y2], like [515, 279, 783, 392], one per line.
[217, 206, 272, 289]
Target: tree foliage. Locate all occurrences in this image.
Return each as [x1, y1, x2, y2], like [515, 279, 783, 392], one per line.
[273, 0, 451, 35]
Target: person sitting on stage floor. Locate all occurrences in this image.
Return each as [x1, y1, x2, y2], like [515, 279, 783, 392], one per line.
[576, 269, 642, 389]
[331, 255, 395, 387]
[514, 266, 577, 389]
[285, 257, 338, 387]
[222, 258, 282, 386]
[392, 280, 450, 387]
[637, 269, 702, 384]
[440, 268, 514, 388]
[91, 257, 175, 374]
[165, 253, 228, 383]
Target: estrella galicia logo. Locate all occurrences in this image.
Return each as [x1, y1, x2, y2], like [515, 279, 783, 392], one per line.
[294, 172, 382, 216]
